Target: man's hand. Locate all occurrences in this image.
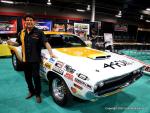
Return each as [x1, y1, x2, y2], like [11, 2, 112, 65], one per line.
[50, 53, 57, 58]
[7, 40, 19, 46]
[7, 40, 14, 46]
[45, 42, 57, 58]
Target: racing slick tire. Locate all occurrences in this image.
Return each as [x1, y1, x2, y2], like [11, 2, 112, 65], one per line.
[12, 53, 23, 71]
[50, 76, 73, 106]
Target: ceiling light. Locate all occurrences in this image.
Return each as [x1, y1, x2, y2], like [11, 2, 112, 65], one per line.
[118, 10, 122, 16]
[140, 15, 143, 20]
[47, 0, 52, 5]
[87, 5, 91, 11]
[141, 10, 150, 15]
[76, 9, 85, 12]
[146, 8, 150, 11]
[146, 20, 150, 22]
[115, 10, 122, 18]
[115, 14, 122, 18]
[1, 0, 14, 4]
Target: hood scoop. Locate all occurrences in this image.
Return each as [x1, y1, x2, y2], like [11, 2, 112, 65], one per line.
[87, 54, 111, 60]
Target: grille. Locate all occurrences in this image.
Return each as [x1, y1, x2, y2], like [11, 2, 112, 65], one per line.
[94, 71, 143, 96]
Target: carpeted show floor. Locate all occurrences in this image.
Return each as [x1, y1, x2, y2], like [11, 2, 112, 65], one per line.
[0, 55, 150, 113]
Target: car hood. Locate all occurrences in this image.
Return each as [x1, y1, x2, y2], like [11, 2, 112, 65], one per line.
[42, 47, 144, 85]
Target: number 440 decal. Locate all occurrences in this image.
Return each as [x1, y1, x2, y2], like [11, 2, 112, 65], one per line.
[104, 60, 133, 69]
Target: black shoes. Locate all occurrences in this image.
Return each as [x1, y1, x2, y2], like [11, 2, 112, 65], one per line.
[25, 93, 35, 99]
[25, 93, 42, 103]
[36, 96, 42, 103]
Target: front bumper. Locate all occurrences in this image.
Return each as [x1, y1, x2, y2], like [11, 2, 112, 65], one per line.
[94, 69, 143, 97]
[84, 68, 143, 100]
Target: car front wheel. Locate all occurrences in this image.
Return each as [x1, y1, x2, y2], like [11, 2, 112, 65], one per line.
[50, 77, 73, 106]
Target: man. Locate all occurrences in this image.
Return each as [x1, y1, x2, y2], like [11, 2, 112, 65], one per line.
[7, 14, 56, 103]
[90, 28, 97, 49]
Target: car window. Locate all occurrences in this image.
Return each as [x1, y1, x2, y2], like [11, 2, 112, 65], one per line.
[45, 34, 87, 48]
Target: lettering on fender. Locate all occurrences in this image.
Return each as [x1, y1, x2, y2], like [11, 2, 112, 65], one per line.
[64, 65, 76, 74]
[104, 60, 133, 69]
[74, 78, 92, 90]
[49, 58, 55, 63]
[55, 61, 64, 68]
[77, 73, 89, 81]
[52, 66, 64, 75]
[74, 83, 83, 90]
[64, 72, 74, 81]
[44, 62, 52, 69]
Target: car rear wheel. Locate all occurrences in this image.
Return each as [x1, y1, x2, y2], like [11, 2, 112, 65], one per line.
[50, 76, 73, 106]
[12, 53, 22, 71]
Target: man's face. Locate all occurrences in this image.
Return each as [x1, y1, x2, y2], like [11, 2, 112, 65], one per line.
[25, 17, 35, 29]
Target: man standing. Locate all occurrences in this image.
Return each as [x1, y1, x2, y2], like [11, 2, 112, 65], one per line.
[7, 14, 56, 103]
[90, 28, 97, 49]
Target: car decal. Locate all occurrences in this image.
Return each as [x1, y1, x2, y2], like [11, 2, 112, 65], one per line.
[64, 65, 76, 74]
[44, 62, 52, 69]
[104, 60, 133, 69]
[64, 72, 74, 81]
[74, 78, 92, 90]
[74, 83, 83, 90]
[55, 61, 64, 68]
[77, 73, 89, 81]
[48, 58, 55, 63]
[56, 47, 109, 59]
[52, 66, 64, 75]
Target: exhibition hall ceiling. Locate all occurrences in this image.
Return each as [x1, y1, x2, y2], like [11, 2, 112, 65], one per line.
[1, 0, 150, 21]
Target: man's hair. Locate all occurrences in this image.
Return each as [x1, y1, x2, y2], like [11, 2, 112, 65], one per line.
[23, 14, 36, 21]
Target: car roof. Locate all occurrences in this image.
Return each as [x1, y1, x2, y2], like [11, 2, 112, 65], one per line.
[44, 31, 72, 35]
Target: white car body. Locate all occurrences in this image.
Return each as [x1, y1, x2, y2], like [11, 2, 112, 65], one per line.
[9, 32, 144, 105]
[40, 47, 144, 99]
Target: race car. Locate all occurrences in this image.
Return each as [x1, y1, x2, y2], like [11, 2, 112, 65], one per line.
[9, 31, 144, 106]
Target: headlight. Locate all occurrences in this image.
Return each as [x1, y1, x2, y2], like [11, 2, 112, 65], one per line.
[94, 84, 98, 90]
[133, 69, 141, 75]
[94, 81, 104, 90]
[133, 70, 138, 74]
[97, 81, 104, 87]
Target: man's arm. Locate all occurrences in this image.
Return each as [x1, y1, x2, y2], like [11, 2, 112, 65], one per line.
[44, 42, 57, 58]
[40, 30, 57, 58]
[7, 40, 19, 46]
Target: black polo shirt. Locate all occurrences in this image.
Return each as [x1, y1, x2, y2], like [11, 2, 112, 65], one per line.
[17, 27, 48, 62]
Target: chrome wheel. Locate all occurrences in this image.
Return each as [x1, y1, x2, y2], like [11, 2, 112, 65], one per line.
[52, 78, 65, 100]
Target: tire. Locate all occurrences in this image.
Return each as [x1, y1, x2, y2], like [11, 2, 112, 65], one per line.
[50, 76, 73, 106]
[12, 53, 23, 71]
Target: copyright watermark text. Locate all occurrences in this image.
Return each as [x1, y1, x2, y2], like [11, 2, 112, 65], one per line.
[105, 106, 144, 110]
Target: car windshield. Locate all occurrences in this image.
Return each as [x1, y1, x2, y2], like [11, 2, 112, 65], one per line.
[45, 34, 87, 48]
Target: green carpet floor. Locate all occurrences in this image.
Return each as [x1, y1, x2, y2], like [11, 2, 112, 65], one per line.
[0, 57, 150, 113]
[119, 50, 150, 64]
